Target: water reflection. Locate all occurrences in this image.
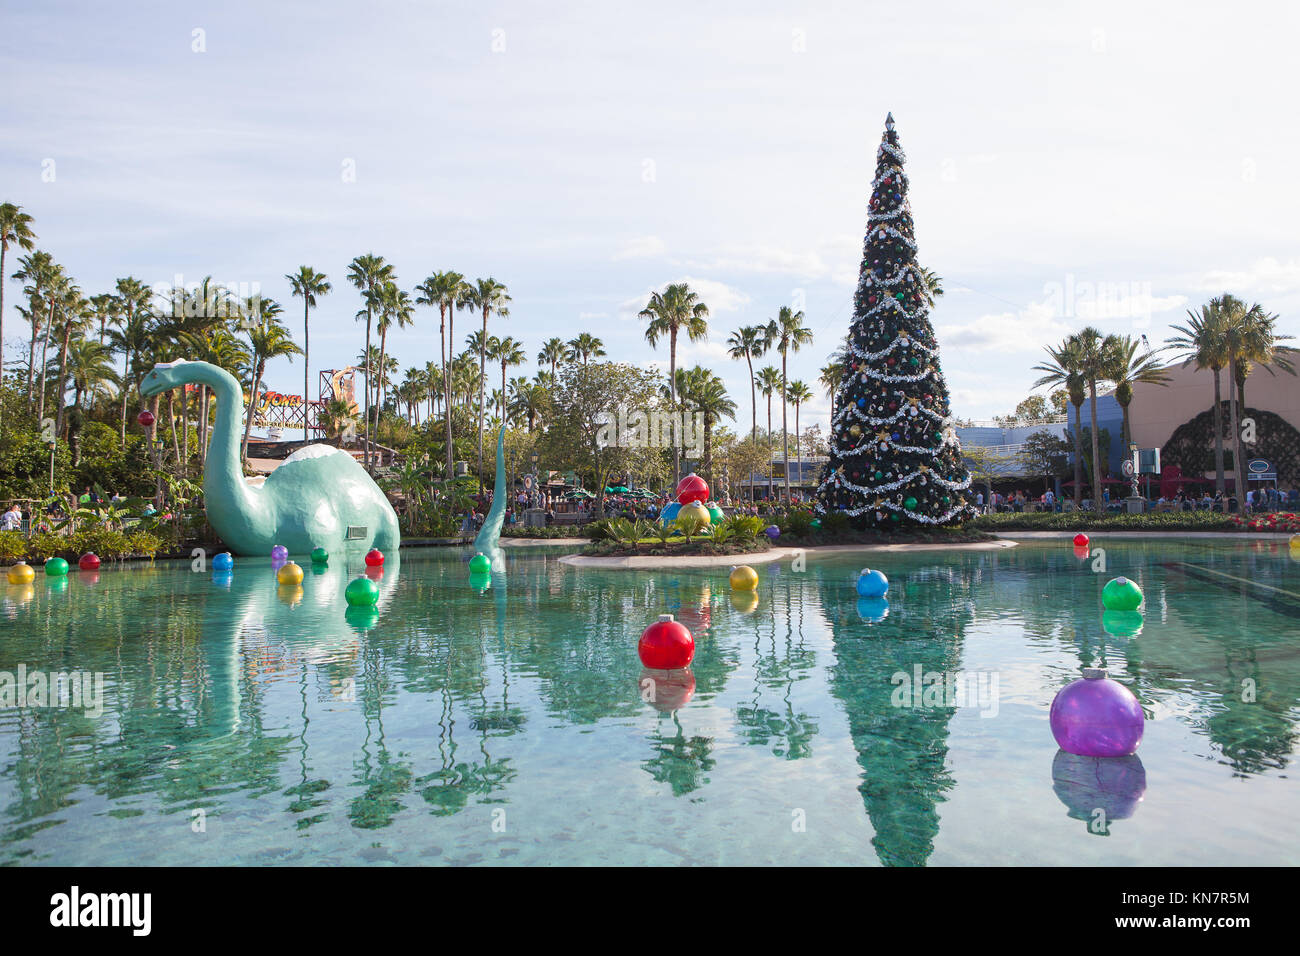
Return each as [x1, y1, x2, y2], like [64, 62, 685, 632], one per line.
[0, 539, 1297, 864]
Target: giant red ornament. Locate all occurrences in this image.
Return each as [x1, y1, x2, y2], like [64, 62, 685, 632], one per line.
[675, 473, 709, 505]
[78, 552, 100, 571]
[1073, 533, 1089, 548]
[364, 548, 384, 567]
[137, 410, 155, 428]
[637, 614, 695, 670]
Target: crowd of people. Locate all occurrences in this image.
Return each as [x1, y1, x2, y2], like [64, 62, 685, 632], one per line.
[972, 485, 1299, 515]
[0, 487, 162, 534]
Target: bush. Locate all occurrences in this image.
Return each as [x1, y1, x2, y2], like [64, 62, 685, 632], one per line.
[971, 510, 1240, 532]
[0, 532, 25, 563]
[126, 531, 162, 560]
[777, 508, 815, 537]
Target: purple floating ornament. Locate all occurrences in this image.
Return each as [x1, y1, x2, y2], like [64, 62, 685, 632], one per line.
[1050, 668, 1144, 758]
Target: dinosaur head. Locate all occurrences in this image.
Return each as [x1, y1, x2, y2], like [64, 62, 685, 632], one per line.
[140, 360, 193, 398]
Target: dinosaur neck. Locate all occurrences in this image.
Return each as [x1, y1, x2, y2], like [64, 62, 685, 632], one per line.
[473, 426, 508, 556]
[187, 362, 262, 524]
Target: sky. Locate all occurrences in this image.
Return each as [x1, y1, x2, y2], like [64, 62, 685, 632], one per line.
[3, 0, 1299, 437]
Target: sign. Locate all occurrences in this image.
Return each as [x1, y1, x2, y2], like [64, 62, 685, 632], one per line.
[1121, 460, 1135, 477]
[1247, 459, 1277, 481]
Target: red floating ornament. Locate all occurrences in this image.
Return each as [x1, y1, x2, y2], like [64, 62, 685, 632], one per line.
[364, 548, 384, 567]
[78, 552, 100, 571]
[1073, 533, 1089, 548]
[675, 473, 709, 505]
[638, 614, 695, 670]
[137, 410, 155, 428]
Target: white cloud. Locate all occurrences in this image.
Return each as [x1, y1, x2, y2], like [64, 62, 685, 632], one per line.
[936, 302, 1071, 352]
[1196, 257, 1300, 296]
[617, 276, 751, 319]
[612, 235, 666, 260]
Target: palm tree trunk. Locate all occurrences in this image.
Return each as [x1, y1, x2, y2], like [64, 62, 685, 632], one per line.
[377, 327, 389, 416]
[747, 352, 756, 503]
[441, 307, 453, 480]
[0, 244, 6, 434]
[1228, 355, 1246, 509]
[180, 383, 189, 473]
[54, 321, 71, 435]
[1071, 400, 1083, 507]
[37, 301, 54, 423]
[363, 308, 373, 470]
[766, 395, 774, 501]
[477, 308, 488, 494]
[168, 391, 181, 464]
[781, 351, 790, 502]
[303, 300, 311, 443]
[242, 366, 263, 464]
[1088, 381, 1103, 511]
[1211, 368, 1225, 496]
[26, 319, 39, 409]
[669, 327, 679, 485]
[119, 349, 132, 446]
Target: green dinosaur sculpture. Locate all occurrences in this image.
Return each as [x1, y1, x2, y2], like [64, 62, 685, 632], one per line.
[472, 426, 507, 564]
[140, 359, 400, 557]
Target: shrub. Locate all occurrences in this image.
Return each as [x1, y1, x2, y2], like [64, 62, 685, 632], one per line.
[777, 508, 815, 537]
[0, 532, 25, 563]
[126, 531, 162, 560]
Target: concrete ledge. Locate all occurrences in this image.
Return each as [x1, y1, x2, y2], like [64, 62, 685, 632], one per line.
[994, 531, 1294, 541]
[559, 539, 1015, 569]
[501, 537, 591, 547]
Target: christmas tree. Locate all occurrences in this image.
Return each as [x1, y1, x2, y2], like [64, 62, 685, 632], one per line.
[815, 113, 975, 527]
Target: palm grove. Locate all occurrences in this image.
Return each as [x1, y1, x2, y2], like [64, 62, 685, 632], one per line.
[1, 202, 843, 536]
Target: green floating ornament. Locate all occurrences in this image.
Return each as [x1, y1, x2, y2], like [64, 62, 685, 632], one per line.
[311, 547, 329, 565]
[345, 576, 380, 607]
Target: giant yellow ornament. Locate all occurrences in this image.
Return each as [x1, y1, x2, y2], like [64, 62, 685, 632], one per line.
[675, 500, 711, 534]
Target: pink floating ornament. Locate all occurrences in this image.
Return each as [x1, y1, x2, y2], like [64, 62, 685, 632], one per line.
[1050, 668, 1144, 758]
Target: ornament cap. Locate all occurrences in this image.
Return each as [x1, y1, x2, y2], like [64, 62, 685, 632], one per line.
[658, 614, 675, 623]
[1082, 667, 1108, 680]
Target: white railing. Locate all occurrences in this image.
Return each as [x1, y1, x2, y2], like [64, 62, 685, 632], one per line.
[954, 415, 1068, 428]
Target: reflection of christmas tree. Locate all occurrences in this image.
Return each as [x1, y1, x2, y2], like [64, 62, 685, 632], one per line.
[816, 113, 974, 527]
[820, 563, 976, 866]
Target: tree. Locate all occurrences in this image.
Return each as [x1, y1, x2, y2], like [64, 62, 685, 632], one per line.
[414, 270, 468, 480]
[468, 277, 511, 492]
[538, 337, 566, 376]
[1217, 294, 1295, 502]
[239, 298, 301, 464]
[1014, 395, 1048, 422]
[1016, 430, 1071, 493]
[786, 379, 813, 463]
[726, 324, 768, 501]
[565, 332, 606, 366]
[640, 282, 710, 486]
[1033, 336, 1087, 506]
[489, 335, 526, 434]
[815, 114, 973, 526]
[111, 277, 155, 445]
[1165, 301, 1230, 495]
[1104, 334, 1169, 450]
[0, 202, 37, 434]
[672, 366, 736, 490]
[755, 365, 781, 499]
[373, 281, 414, 411]
[765, 305, 813, 501]
[286, 265, 331, 441]
[1074, 327, 1116, 511]
[541, 361, 663, 518]
[347, 254, 395, 469]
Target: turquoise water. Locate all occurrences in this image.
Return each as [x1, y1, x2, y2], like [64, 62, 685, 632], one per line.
[1, 539, 1298, 866]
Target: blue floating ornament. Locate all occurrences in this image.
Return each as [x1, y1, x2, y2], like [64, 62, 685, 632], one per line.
[212, 552, 234, 571]
[856, 567, 889, 598]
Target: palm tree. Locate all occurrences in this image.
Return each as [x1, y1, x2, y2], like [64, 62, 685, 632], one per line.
[1165, 302, 1231, 495]
[112, 277, 155, 445]
[785, 380, 813, 463]
[918, 266, 944, 306]
[1105, 335, 1170, 450]
[415, 270, 469, 479]
[489, 335, 526, 430]
[565, 332, 606, 366]
[66, 338, 119, 411]
[640, 282, 710, 485]
[538, 336, 567, 375]
[347, 254, 395, 469]
[765, 305, 813, 501]
[508, 378, 547, 432]
[88, 292, 119, 345]
[1070, 328, 1117, 511]
[286, 266, 331, 441]
[468, 277, 511, 490]
[0, 202, 37, 432]
[52, 281, 89, 437]
[373, 281, 414, 412]
[819, 338, 848, 419]
[319, 398, 358, 447]
[675, 367, 736, 490]
[1033, 336, 1087, 506]
[1217, 294, 1296, 503]
[240, 298, 301, 463]
[727, 324, 768, 500]
[756, 365, 782, 500]
[12, 250, 63, 418]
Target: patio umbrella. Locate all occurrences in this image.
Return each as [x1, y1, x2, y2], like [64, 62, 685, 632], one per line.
[605, 485, 630, 494]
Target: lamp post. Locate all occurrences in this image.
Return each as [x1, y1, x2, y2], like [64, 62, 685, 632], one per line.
[529, 453, 539, 507]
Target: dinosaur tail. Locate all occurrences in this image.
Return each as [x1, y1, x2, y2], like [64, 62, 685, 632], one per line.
[472, 427, 508, 555]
